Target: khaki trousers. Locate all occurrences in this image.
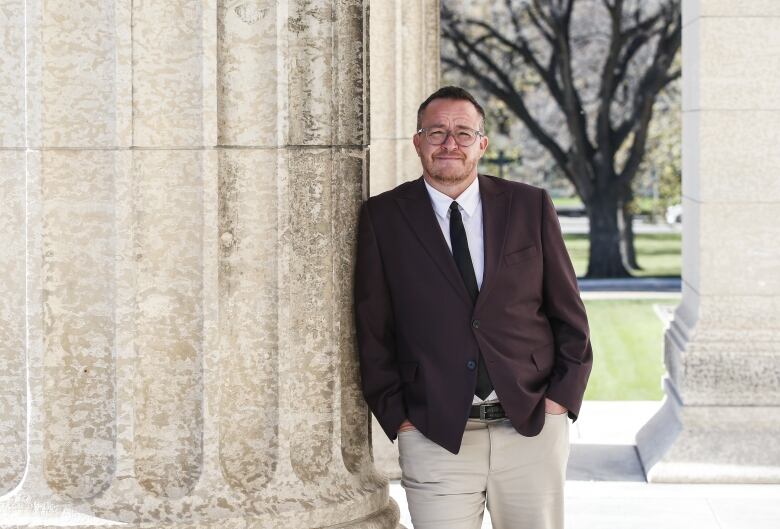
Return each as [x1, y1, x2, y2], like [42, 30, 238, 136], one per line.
[398, 412, 570, 529]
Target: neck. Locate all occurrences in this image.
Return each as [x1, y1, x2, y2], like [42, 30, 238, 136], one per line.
[422, 173, 478, 200]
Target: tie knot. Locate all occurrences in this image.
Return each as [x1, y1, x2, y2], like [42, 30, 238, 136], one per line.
[450, 201, 460, 213]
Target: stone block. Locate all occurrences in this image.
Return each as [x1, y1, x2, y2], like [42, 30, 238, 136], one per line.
[0, 152, 26, 495]
[694, 17, 780, 110]
[287, 1, 367, 147]
[217, 2, 281, 146]
[39, 150, 117, 499]
[132, 149, 204, 499]
[369, 0, 438, 197]
[132, 1, 204, 147]
[217, 148, 280, 491]
[0, 1, 25, 147]
[685, 110, 780, 203]
[38, 0, 117, 147]
[637, 381, 780, 483]
[698, 202, 780, 295]
[665, 309, 780, 405]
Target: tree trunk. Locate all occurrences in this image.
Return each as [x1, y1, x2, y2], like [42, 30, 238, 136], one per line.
[585, 191, 631, 278]
[619, 200, 642, 270]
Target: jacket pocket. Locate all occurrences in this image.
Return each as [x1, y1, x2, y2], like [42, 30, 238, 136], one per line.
[531, 346, 554, 372]
[504, 245, 538, 266]
[399, 361, 419, 382]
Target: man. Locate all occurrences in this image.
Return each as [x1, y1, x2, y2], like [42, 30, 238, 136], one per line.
[354, 86, 592, 529]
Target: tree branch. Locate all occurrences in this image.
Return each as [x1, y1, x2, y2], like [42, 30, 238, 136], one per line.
[457, 17, 566, 110]
[595, 0, 625, 159]
[549, 0, 594, 163]
[441, 21, 585, 190]
[616, 6, 681, 184]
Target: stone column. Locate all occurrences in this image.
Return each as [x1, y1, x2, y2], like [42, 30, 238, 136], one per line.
[0, 1, 399, 527]
[636, 0, 780, 483]
[369, 0, 440, 197]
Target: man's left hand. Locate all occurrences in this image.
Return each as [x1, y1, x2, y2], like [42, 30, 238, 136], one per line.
[544, 397, 568, 415]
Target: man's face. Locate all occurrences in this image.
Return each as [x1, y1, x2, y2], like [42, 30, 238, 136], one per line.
[413, 98, 489, 186]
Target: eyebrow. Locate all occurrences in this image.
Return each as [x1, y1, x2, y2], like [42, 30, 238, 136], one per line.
[423, 123, 478, 130]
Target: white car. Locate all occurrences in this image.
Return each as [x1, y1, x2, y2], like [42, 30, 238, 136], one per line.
[665, 204, 682, 224]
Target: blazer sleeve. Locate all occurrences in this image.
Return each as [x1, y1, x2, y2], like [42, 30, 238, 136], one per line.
[354, 200, 407, 441]
[540, 189, 593, 422]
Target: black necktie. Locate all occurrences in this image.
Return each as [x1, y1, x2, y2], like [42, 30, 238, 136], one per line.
[449, 201, 494, 399]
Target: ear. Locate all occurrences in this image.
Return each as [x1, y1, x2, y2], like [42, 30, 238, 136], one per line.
[412, 132, 422, 156]
[478, 134, 489, 158]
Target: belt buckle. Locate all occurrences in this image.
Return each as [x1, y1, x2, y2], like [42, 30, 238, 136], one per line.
[479, 403, 489, 420]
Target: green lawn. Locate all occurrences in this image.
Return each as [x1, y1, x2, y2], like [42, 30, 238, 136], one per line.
[582, 299, 678, 401]
[564, 233, 681, 278]
[552, 196, 584, 208]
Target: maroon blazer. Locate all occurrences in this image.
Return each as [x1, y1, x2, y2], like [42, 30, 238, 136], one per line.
[354, 174, 592, 454]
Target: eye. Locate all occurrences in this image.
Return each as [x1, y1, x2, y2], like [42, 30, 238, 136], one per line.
[457, 131, 474, 139]
[428, 129, 446, 138]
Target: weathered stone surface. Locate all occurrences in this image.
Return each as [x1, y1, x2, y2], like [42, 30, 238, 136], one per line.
[683, 17, 780, 111]
[369, 0, 439, 196]
[217, 148, 280, 492]
[0, 0, 397, 527]
[41, 1, 117, 146]
[132, 149, 205, 499]
[0, 2, 25, 147]
[132, 1, 204, 147]
[217, 2, 281, 146]
[683, 111, 780, 203]
[41, 150, 117, 500]
[0, 152, 26, 496]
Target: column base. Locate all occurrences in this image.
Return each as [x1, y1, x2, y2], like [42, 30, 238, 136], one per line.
[636, 377, 780, 483]
[0, 498, 401, 529]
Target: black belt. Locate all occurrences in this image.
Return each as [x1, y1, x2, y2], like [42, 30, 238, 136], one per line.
[469, 401, 506, 420]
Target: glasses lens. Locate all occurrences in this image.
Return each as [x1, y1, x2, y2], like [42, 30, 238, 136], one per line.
[426, 128, 447, 145]
[424, 128, 477, 146]
[455, 130, 476, 146]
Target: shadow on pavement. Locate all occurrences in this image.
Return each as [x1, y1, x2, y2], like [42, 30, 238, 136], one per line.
[567, 444, 647, 482]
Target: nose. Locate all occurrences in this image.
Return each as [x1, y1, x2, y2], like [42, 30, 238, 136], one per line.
[441, 131, 459, 150]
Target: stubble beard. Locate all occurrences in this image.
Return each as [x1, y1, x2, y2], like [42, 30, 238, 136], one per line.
[424, 156, 478, 186]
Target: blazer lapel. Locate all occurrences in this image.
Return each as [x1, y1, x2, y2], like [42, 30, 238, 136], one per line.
[394, 177, 473, 308]
[475, 174, 511, 312]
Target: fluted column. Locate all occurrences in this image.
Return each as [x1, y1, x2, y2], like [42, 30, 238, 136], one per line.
[369, 0, 440, 197]
[636, 0, 780, 483]
[0, 1, 399, 527]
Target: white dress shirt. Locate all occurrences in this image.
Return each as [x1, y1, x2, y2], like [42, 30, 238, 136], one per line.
[423, 176, 499, 404]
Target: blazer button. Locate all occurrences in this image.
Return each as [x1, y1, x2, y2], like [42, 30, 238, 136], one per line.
[472, 319, 480, 329]
[466, 360, 476, 370]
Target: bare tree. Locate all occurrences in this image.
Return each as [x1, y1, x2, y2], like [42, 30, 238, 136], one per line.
[442, 0, 681, 278]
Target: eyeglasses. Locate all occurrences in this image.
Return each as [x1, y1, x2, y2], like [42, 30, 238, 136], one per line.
[416, 127, 484, 147]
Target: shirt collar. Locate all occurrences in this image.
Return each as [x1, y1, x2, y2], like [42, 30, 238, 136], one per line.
[423, 175, 481, 220]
